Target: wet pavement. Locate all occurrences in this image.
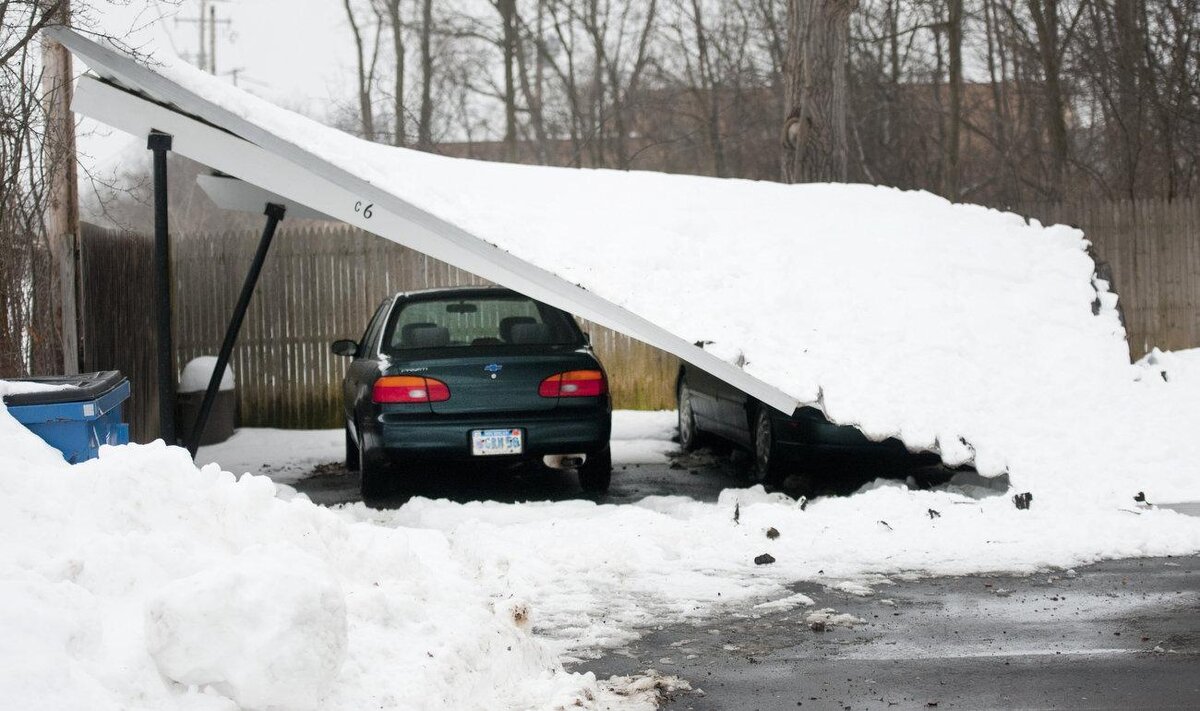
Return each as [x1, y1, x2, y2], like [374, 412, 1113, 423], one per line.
[289, 447, 756, 507]
[289, 445, 959, 508]
[579, 556, 1200, 710]
[290, 453, 1199, 710]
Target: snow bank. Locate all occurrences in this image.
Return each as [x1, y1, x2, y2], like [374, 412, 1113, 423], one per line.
[609, 410, 679, 464]
[66, 38, 1200, 503]
[1136, 347, 1200, 386]
[4, 377, 1200, 706]
[0, 399, 671, 710]
[360, 482, 1200, 659]
[145, 545, 347, 710]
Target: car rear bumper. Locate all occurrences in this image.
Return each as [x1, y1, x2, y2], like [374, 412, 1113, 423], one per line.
[367, 408, 611, 462]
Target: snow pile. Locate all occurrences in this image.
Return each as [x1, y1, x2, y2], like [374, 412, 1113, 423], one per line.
[0, 399, 670, 710]
[144, 545, 347, 710]
[67, 39, 1200, 502]
[4, 379, 1200, 705]
[359, 482, 1200, 658]
[608, 410, 679, 464]
[179, 356, 235, 393]
[1136, 347, 1200, 386]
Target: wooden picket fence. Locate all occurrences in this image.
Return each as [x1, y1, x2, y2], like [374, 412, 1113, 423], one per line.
[79, 196, 1200, 441]
[1019, 197, 1200, 355]
[80, 222, 679, 440]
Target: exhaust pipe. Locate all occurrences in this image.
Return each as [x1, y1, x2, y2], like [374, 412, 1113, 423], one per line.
[543, 453, 587, 470]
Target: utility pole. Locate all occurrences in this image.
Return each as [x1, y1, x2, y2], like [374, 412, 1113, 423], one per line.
[208, 3, 216, 72]
[40, 0, 80, 375]
[177, 0, 230, 74]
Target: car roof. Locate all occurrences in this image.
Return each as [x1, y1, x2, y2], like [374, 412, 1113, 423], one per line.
[393, 285, 523, 301]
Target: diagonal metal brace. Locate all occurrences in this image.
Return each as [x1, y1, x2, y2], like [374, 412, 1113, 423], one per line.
[187, 202, 286, 458]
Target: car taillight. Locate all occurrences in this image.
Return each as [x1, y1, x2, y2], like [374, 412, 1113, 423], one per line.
[539, 370, 607, 398]
[373, 375, 451, 403]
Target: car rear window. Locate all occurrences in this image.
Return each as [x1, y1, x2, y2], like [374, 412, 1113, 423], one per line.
[383, 294, 581, 351]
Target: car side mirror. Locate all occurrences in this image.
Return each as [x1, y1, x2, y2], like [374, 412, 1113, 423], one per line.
[331, 339, 358, 357]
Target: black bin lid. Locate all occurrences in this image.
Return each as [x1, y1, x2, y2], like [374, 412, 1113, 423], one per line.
[2, 370, 126, 406]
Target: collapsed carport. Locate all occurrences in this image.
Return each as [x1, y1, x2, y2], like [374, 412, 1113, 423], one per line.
[51, 26, 1198, 504]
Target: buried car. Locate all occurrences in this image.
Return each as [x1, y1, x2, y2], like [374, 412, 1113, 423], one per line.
[677, 360, 938, 487]
[333, 287, 613, 499]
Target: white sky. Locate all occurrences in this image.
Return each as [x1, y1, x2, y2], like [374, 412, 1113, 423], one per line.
[79, 0, 360, 183]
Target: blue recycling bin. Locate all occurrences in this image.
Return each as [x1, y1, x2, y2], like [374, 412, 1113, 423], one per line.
[3, 371, 131, 463]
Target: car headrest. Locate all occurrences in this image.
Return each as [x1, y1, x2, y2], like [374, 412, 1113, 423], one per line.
[510, 322, 550, 344]
[400, 322, 436, 344]
[405, 325, 450, 348]
[499, 316, 537, 343]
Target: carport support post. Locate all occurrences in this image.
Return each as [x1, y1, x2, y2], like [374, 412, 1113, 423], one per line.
[148, 131, 176, 445]
[186, 202, 286, 458]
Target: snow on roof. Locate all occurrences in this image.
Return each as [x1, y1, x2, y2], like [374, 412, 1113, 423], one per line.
[50, 28, 1200, 500]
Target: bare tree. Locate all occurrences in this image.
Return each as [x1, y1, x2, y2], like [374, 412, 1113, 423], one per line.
[496, 0, 520, 160]
[942, 0, 961, 198]
[1, 1, 73, 376]
[417, 0, 435, 149]
[343, 0, 383, 141]
[783, 0, 858, 183]
[513, 0, 550, 162]
[380, 0, 406, 146]
[322, 0, 1198, 204]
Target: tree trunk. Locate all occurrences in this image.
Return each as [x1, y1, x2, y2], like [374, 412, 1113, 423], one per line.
[343, 0, 376, 141]
[1027, 0, 1068, 198]
[40, 0, 79, 374]
[1112, 0, 1143, 199]
[385, 0, 405, 146]
[943, 0, 963, 200]
[782, 0, 856, 183]
[515, 3, 548, 162]
[690, 0, 726, 177]
[498, 0, 519, 162]
[418, 0, 434, 149]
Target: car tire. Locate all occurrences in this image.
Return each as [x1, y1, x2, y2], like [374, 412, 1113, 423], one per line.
[345, 424, 360, 471]
[677, 380, 704, 451]
[357, 426, 388, 502]
[578, 446, 613, 494]
[751, 407, 786, 486]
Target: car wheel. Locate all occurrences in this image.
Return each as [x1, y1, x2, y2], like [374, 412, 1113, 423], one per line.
[677, 380, 703, 451]
[345, 424, 360, 471]
[357, 426, 388, 502]
[578, 446, 613, 494]
[751, 408, 785, 485]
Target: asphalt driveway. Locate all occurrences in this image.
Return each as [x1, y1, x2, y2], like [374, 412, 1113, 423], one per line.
[289, 451, 1198, 710]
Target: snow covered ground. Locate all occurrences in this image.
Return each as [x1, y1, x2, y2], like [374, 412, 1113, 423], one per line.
[195, 410, 680, 483]
[5, 379, 1200, 709]
[357, 479, 1200, 661]
[0, 400, 687, 710]
[196, 428, 344, 484]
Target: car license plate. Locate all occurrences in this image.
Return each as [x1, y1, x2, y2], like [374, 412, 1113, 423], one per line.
[471, 428, 523, 456]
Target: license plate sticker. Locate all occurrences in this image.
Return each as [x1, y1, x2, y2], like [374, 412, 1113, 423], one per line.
[471, 428, 523, 456]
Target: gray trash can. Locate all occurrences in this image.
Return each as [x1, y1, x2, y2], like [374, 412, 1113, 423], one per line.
[176, 357, 237, 446]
